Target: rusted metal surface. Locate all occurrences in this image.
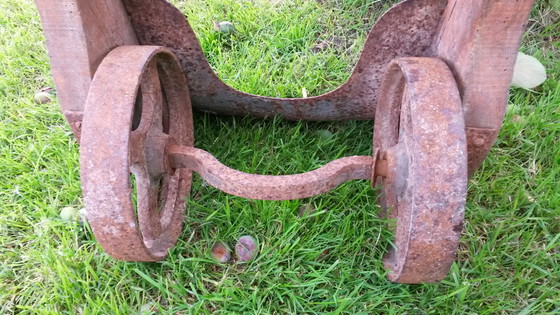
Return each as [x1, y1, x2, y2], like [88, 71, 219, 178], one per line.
[432, 0, 535, 173]
[167, 145, 373, 200]
[79, 45, 378, 262]
[79, 44, 469, 285]
[35, 0, 138, 140]
[35, 0, 536, 283]
[80, 45, 193, 261]
[373, 57, 467, 283]
[466, 127, 499, 177]
[36, 0, 534, 181]
[35, 0, 535, 178]
[62, 110, 84, 143]
[372, 149, 388, 179]
[122, 0, 446, 120]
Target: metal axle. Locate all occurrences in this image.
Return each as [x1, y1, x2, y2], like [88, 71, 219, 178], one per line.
[166, 144, 388, 201]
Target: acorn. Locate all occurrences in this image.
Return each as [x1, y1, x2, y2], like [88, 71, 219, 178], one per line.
[235, 235, 259, 262]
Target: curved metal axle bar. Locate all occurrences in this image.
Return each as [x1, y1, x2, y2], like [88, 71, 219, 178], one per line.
[167, 144, 386, 200]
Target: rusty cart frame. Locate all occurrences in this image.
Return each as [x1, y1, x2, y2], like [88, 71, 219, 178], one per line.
[35, 0, 534, 283]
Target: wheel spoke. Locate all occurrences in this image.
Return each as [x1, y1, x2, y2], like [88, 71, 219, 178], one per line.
[134, 170, 163, 249]
[140, 59, 164, 132]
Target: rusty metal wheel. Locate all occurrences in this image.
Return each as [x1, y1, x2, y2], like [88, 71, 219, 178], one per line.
[373, 57, 467, 283]
[80, 46, 194, 261]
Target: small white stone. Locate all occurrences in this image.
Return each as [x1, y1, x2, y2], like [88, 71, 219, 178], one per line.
[34, 92, 52, 104]
[511, 52, 547, 89]
[214, 21, 236, 34]
[60, 206, 78, 221]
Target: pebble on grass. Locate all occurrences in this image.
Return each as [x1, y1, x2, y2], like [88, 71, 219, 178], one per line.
[60, 206, 88, 225]
[235, 235, 259, 262]
[213, 21, 236, 34]
[34, 91, 52, 104]
[511, 52, 546, 89]
[210, 241, 231, 263]
[60, 206, 78, 221]
[34, 87, 55, 104]
[314, 129, 334, 141]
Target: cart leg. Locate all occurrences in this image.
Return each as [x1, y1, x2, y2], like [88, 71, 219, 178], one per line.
[433, 0, 535, 175]
[35, 0, 138, 140]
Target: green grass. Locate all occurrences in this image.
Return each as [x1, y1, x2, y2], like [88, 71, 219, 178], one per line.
[1, 0, 559, 313]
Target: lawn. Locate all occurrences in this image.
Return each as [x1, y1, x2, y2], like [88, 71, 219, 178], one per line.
[1, 0, 559, 313]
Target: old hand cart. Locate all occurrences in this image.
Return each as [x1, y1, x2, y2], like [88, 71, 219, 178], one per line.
[35, 0, 534, 283]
